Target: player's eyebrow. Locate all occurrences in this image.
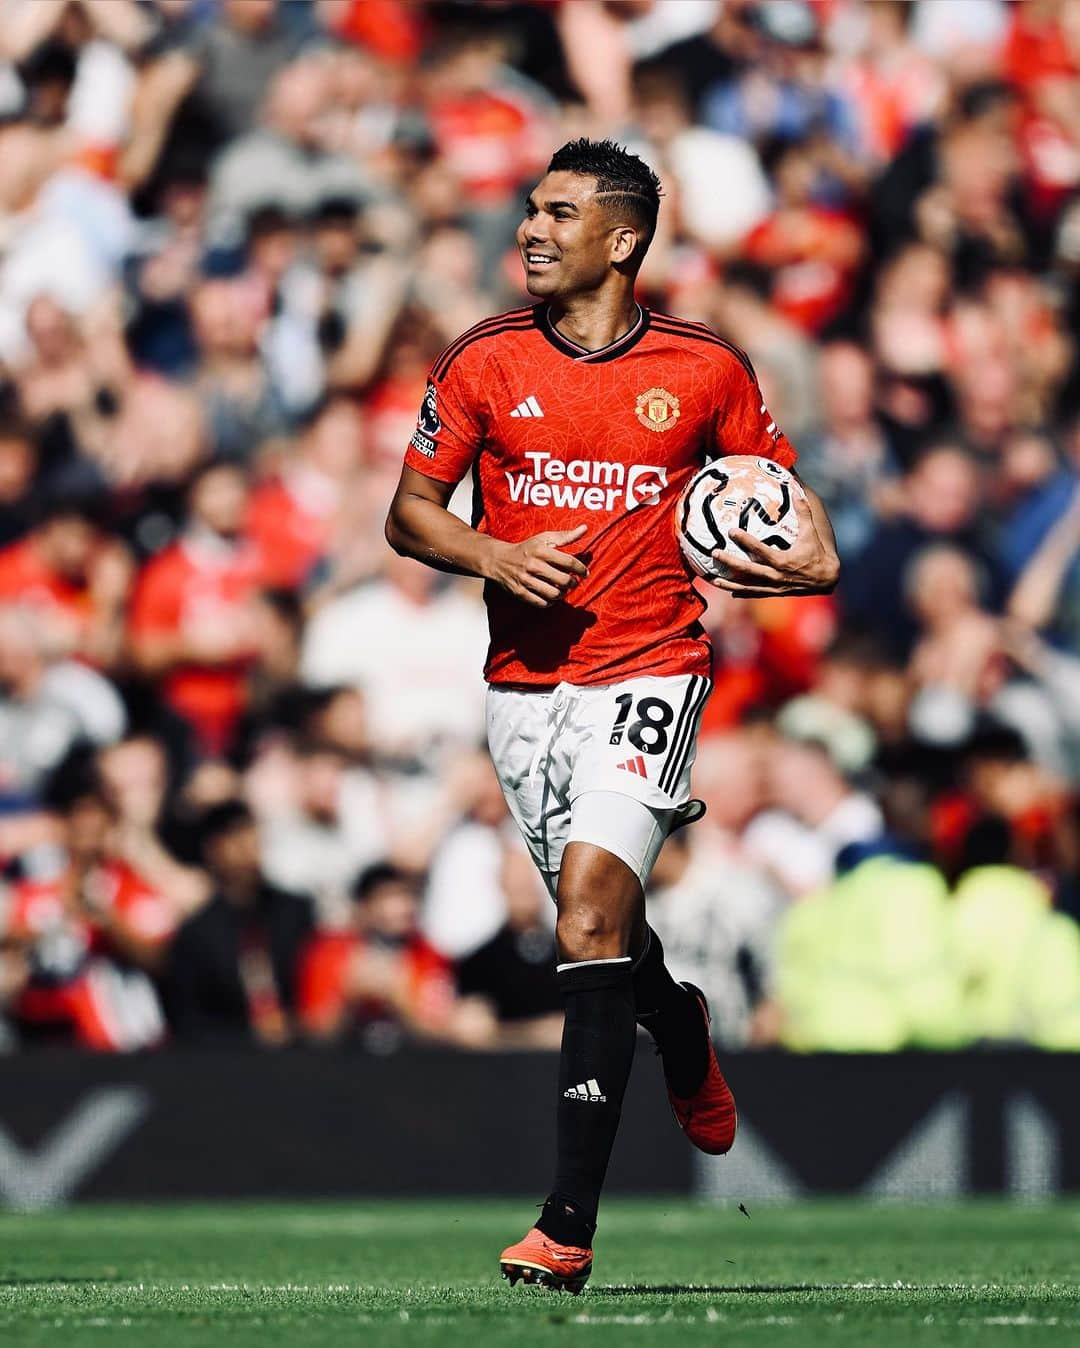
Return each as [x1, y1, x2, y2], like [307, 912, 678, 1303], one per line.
[525, 195, 580, 215]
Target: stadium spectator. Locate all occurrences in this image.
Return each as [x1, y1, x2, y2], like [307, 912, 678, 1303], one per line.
[797, 340, 902, 562]
[457, 839, 562, 1047]
[1005, 464, 1080, 652]
[188, 274, 289, 462]
[5, 750, 171, 1051]
[631, 66, 772, 255]
[0, 492, 132, 665]
[0, 420, 39, 548]
[842, 443, 1000, 658]
[647, 826, 782, 1049]
[741, 136, 865, 334]
[744, 732, 885, 897]
[208, 54, 373, 248]
[172, 0, 310, 148]
[422, 751, 513, 960]
[702, 0, 862, 166]
[646, 0, 758, 119]
[300, 551, 488, 762]
[245, 394, 367, 591]
[127, 461, 264, 758]
[774, 857, 967, 1052]
[165, 798, 314, 1043]
[256, 739, 381, 924]
[298, 861, 497, 1048]
[96, 732, 210, 918]
[0, 605, 124, 805]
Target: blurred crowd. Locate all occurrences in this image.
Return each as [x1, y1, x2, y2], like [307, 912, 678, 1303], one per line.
[1, 0, 1079, 1054]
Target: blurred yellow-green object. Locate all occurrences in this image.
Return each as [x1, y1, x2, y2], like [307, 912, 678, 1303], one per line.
[951, 867, 1080, 1049]
[776, 858, 966, 1052]
[776, 858, 1080, 1051]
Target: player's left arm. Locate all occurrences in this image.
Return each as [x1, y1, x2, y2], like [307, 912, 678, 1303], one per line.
[708, 357, 840, 597]
[712, 474, 841, 597]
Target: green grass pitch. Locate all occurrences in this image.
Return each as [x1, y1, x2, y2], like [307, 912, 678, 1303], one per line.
[0, 1199, 1076, 1346]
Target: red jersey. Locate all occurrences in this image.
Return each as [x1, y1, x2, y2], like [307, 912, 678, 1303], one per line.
[246, 473, 333, 590]
[403, 304, 797, 687]
[427, 90, 549, 207]
[8, 863, 174, 1051]
[128, 538, 262, 754]
[0, 537, 92, 627]
[8, 862, 177, 951]
[297, 931, 455, 1034]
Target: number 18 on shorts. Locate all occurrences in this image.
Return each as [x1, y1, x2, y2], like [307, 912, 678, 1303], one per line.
[487, 673, 711, 892]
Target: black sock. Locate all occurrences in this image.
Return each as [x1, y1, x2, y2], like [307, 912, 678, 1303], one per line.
[536, 957, 636, 1246]
[632, 927, 709, 1097]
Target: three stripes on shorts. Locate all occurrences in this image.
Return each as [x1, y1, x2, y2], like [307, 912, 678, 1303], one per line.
[657, 675, 711, 796]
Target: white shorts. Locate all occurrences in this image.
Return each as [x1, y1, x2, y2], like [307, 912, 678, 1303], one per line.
[486, 673, 711, 897]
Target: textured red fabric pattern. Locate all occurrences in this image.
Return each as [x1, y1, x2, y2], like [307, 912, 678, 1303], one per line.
[403, 305, 797, 687]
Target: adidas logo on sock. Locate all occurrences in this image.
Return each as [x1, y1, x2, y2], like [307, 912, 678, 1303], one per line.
[509, 395, 544, 418]
[563, 1078, 606, 1103]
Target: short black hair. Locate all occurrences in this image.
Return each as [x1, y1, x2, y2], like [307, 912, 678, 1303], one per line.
[245, 203, 296, 242]
[19, 39, 77, 90]
[197, 799, 254, 856]
[546, 138, 661, 254]
[353, 862, 416, 903]
[958, 78, 1016, 124]
[42, 744, 104, 815]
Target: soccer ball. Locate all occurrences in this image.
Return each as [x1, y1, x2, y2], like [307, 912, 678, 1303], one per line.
[676, 455, 803, 581]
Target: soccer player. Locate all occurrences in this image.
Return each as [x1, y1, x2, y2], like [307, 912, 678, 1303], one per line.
[386, 139, 839, 1292]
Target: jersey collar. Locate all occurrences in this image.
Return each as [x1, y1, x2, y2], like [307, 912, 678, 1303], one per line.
[536, 303, 650, 363]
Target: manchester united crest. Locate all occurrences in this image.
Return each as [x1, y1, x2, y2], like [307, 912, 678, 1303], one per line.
[635, 387, 680, 432]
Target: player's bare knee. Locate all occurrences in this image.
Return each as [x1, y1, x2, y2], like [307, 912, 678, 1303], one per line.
[555, 904, 631, 963]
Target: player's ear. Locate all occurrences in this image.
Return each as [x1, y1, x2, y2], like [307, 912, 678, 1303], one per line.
[610, 226, 638, 265]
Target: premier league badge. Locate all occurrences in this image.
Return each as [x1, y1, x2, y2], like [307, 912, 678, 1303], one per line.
[419, 381, 441, 437]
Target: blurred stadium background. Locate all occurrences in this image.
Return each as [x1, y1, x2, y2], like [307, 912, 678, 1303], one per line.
[0, 0, 1079, 1255]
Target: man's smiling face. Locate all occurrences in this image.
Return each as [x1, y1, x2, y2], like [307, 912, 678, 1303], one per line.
[516, 171, 629, 299]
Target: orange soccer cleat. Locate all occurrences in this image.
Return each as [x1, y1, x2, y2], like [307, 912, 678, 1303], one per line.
[666, 983, 738, 1155]
[499, 1226, 594, 1295]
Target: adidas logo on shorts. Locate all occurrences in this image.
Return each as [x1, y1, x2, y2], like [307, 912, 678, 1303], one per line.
[563, 1079, 606, 1103]
[616, 755, 648, 778]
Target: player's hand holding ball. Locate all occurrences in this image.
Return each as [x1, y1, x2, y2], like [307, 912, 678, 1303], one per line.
[488, 525, 589, 608]
[677, 455, 839, 597]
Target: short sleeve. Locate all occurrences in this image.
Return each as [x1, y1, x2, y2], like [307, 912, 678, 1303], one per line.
[712, 356, 798, 470]
[403, 353, 485, 485]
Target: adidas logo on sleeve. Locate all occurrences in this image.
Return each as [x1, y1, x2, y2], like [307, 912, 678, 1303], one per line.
[563, 1079, 606, 1103]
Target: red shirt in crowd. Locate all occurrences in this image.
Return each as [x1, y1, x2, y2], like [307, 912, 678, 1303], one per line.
[1004, 5, 1080, 219]
[127, 537, 262, 755]
[246, 472, 336, 590]
[297, 930, 455, 1035]
[403, 304, 796, 688]
[8, 862, 175, 1051]
[0, 537, 93, 630]
[426, 90, 549, 207]
[742, 209, 864, 334]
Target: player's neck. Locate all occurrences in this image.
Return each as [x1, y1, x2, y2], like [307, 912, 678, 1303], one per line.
[547, 290, 641, 354]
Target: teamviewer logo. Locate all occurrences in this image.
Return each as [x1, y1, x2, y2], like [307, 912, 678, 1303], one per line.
[505, 454, 667, 512]
[625, 464, 667, 510]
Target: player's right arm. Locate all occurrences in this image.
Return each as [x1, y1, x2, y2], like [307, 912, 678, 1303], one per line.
[386, 467, 587, 610]
[386, 337, 588, 608]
